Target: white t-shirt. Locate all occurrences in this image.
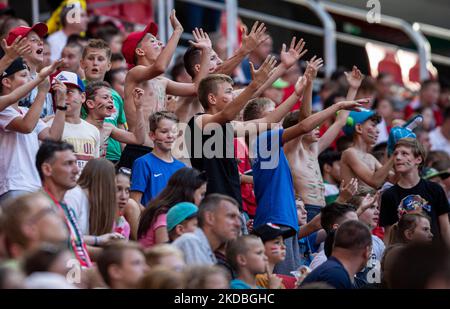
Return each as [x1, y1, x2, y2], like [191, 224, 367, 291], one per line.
[64, 185, 89, 235]
[47, 30, 68, 62]
[48, 119, 100, 171]
[429, 127, 450, 155]
[0, 106, 47, 195]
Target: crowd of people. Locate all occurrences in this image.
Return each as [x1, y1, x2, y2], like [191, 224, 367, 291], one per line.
[0, 1, 449, 290]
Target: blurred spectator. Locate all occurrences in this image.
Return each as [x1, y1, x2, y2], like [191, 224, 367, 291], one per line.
[1, 192, 68, 260]
[414, 127, 432, 153]
[60, 42, 84, 77]
[43, 39, 52, 67]
[96, 26, 123, 54]
[240, 34, 273, 83]
[138, 266, 184, 289]
[47, 3, 89, 62]
[404, 79, 442, 126]
[387, 242, 450, 288]
[105, 68, 126, 99]
[97, 241, 149, 289]
[144, 244, 185, 271]
[429, 107, 450, 155]
[184, 265, 230, 289]
[23, 243, 76, 289]
[110, 53, 127, 71]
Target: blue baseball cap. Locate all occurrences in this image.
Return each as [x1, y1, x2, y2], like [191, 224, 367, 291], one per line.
[343, 108, 379, 136]
[167, 202, 198, 232]
[54, 71, 85, 92]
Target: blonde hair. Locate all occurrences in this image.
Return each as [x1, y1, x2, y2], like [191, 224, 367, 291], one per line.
[78, 158, 117, 235]
[184, 265, 230, 289]
[144, 244, 184, 267]
[138, 266, 185, 289]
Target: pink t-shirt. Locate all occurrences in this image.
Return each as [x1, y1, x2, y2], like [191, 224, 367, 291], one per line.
[138, 214, 167, 248]
[113, 216, 131, 240]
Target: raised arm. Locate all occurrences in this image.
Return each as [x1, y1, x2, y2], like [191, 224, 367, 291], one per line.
[165, 27, 213, 97]
[111, 88, 146, 145]
[6, 60, 62, 133]
[345, 66, 363, 101]
[298, 56, 323, 121]
[253, 36, 307, 98]
[215, 21, 269, 76]
[127, 10, 183, 83]
[282, 99, 363, 144]
[341, 148, 394, 189]
[317, 66, 364, 153]
[0, 36, 31, 75]
[0, 59, 63, 112]
[40, 79, 67, 141]
[198, 55, 277, 128]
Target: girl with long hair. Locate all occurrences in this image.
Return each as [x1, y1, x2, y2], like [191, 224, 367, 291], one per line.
[138, 167, 207, 248]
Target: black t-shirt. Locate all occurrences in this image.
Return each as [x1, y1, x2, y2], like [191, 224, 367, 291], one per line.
[187, 114, 242, 207]
[379, 179, 450, 240]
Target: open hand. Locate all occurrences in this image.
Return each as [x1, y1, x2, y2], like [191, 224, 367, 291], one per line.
[344, 66, 364, 89]
[1, 36, 31, 60]
[304, 55, 324, 80]
[189, 27, 212, 50]
[241, 21, 269, 54]
[280, 36, 307, 68]
[169, 9, 183, 32]
[38, 59, 64, 79]
[337, 178, 359, 203]
[250, 55, 277, 87]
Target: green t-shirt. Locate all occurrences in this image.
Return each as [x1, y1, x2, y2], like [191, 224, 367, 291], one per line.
[81, 80, 127, 161]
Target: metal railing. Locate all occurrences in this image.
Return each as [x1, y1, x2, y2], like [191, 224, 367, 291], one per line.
[320, 0, 431, 81]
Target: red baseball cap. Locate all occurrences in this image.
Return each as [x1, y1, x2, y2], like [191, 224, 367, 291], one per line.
[6, 23, 48, 45]
[121, 22, 158, 65]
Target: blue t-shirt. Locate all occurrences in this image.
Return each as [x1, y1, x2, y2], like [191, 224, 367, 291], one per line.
[230, 279, 264, 289]
[301, 256, 353, 289]
[298, 230, 320, 267]
[130, 153, 185, 206]
[252, 129, 298, 232]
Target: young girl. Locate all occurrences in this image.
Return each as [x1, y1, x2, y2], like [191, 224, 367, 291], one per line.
[65, 158, 125, 247]
[116, 167, 141, 240]
[388, 213, 433, 245]
[137, 167, 207, 248]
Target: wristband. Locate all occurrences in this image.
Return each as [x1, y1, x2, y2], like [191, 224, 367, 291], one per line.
[56, 105, 67, 111]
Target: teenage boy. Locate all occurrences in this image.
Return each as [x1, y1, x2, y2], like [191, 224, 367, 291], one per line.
[0, 59, 64, 204]
[80, 39, 127, 163]
[318, 150, 342, 205]
[6, 23, 55, 118]
[60, 42, 84, 77]
[340, 108, 395, 192]
[379, 138, 450, 246]
[84, 81, 145, 158]
[187, 54, 308, 206]
[283, 64, 363, 221]
[130, 111, 185, 207]
[48, 71, 100, 171]
[252, 83, 363, 275]
[120, 10, 211, 166]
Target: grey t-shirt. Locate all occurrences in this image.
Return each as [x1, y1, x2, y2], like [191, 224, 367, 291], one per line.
[172, 228, 217, 266]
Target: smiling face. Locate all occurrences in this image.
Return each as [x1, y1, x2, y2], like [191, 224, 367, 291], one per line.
[81, 48, 111, 81]
[358, 118, 379, 145]
[393, 145, 422, 174]
[25, 31, 44, 64]
[150, 118, 178, 152]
